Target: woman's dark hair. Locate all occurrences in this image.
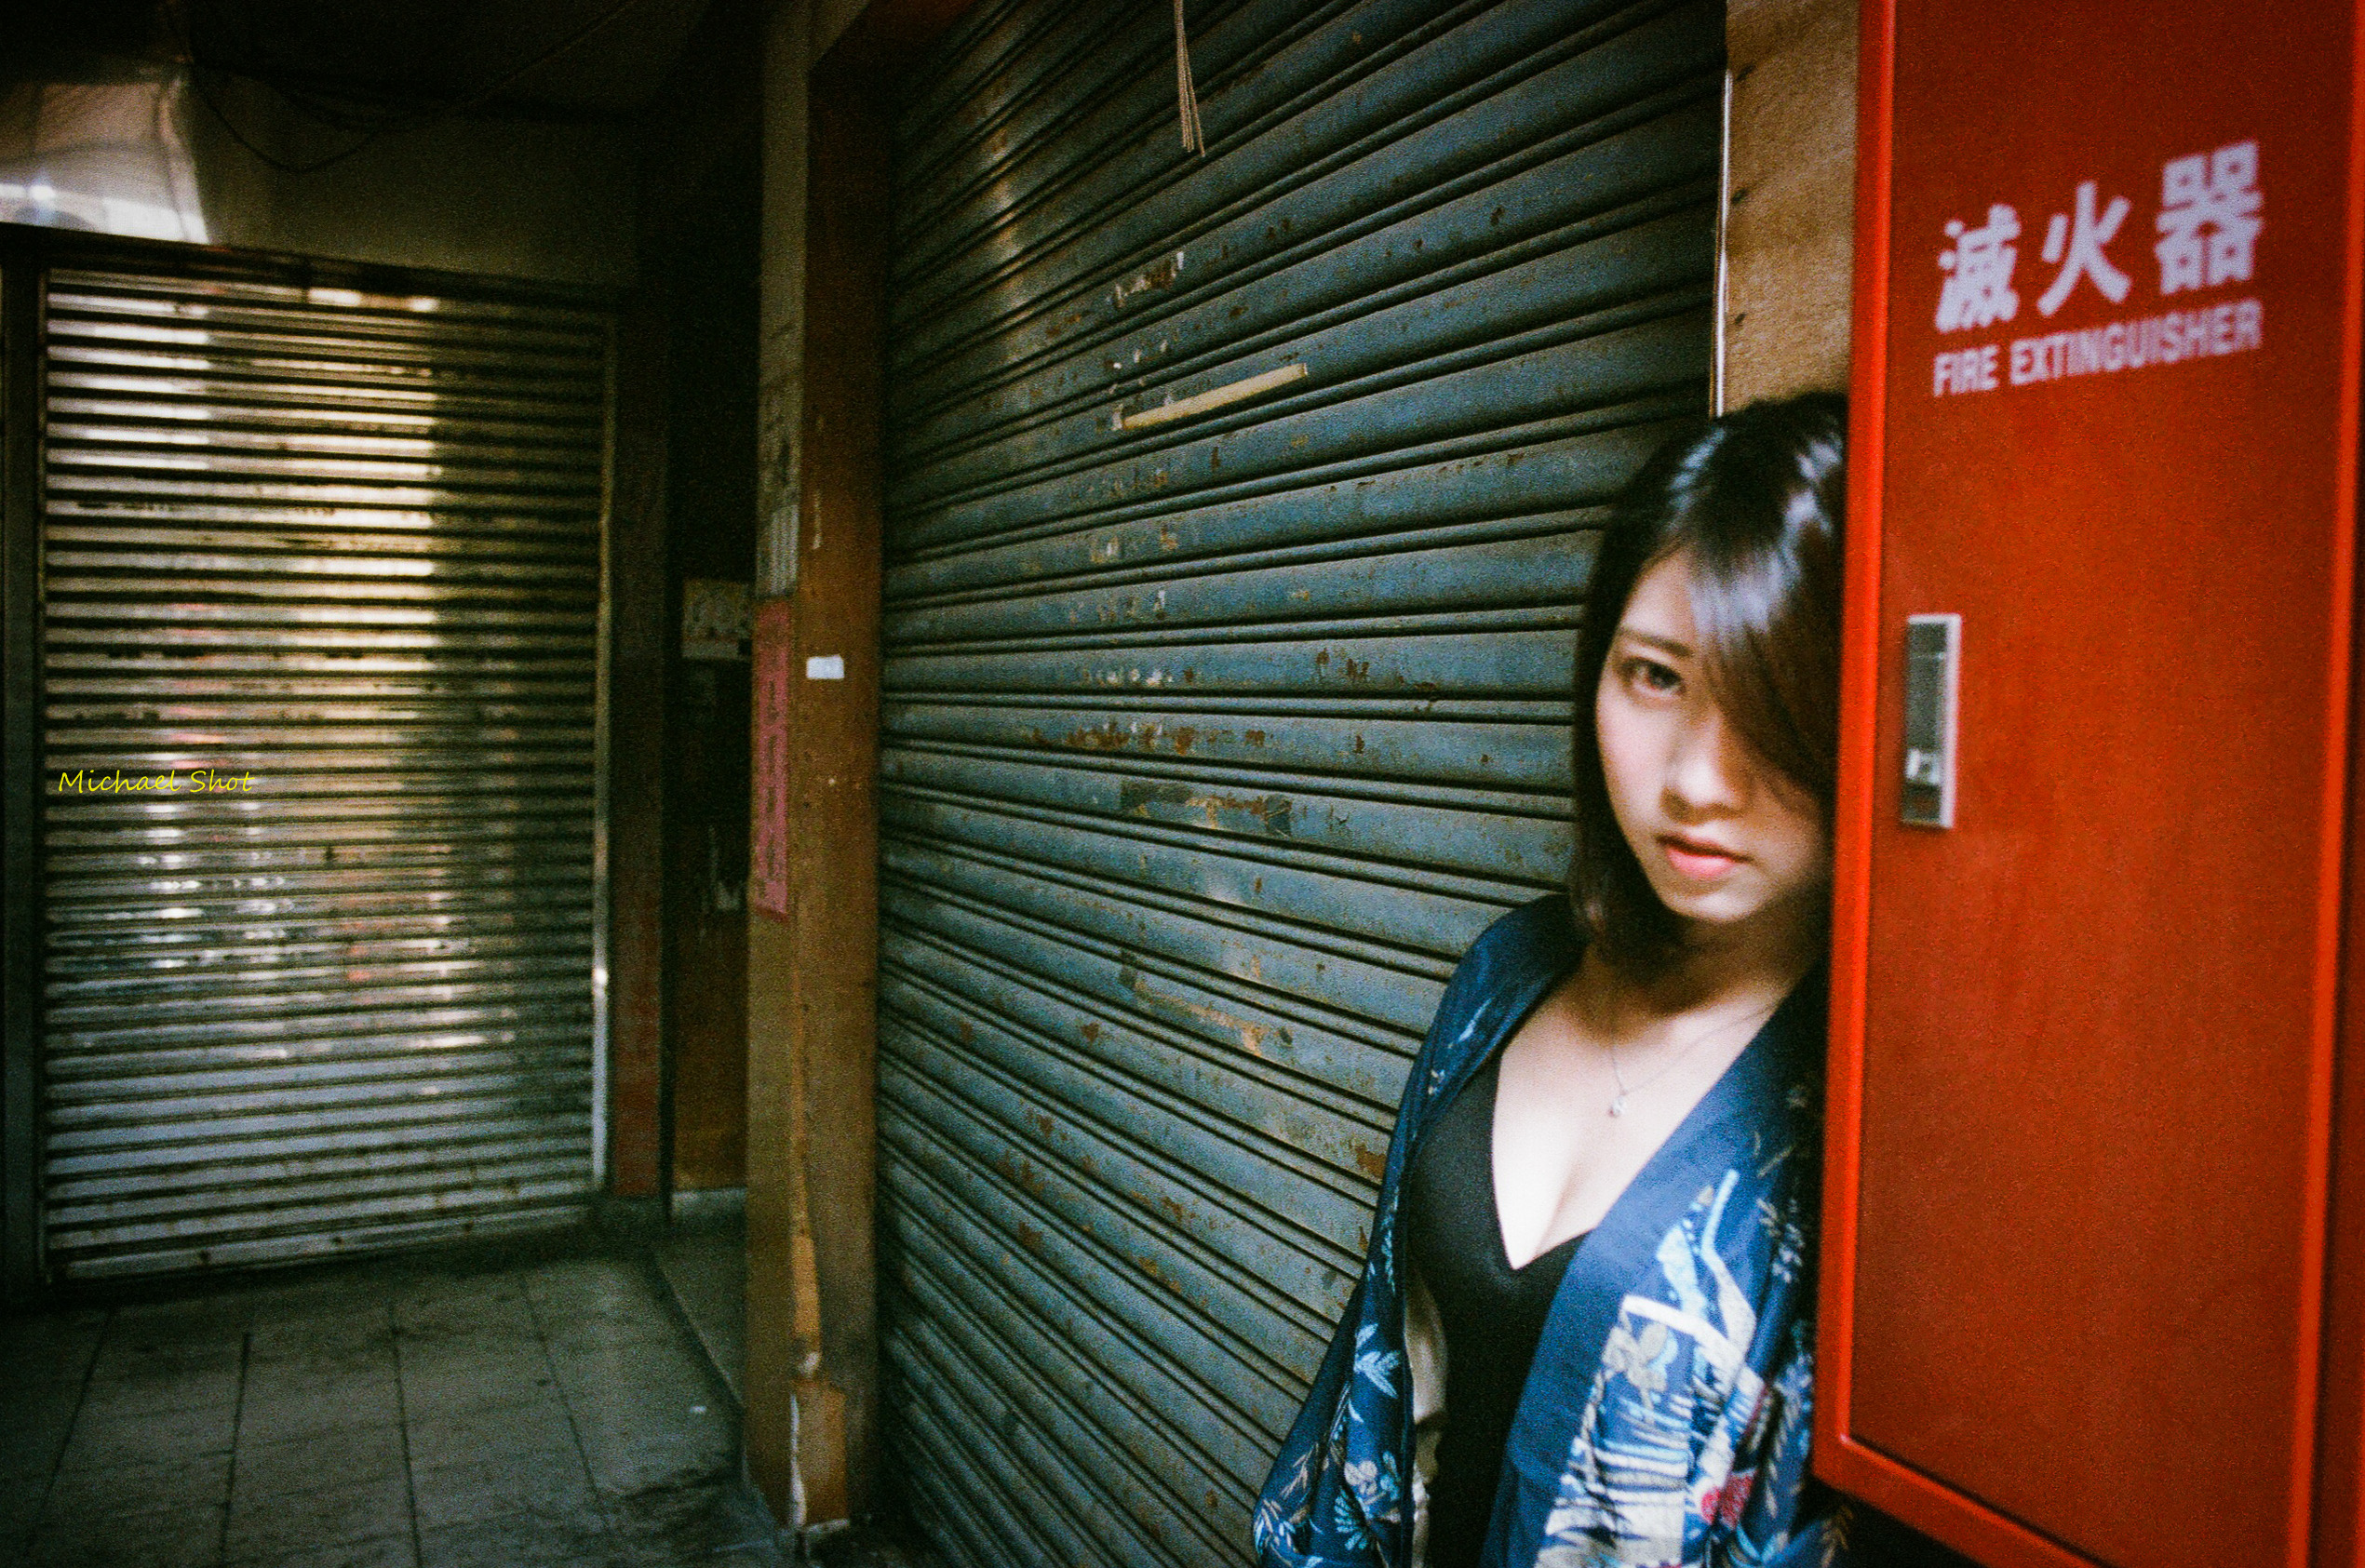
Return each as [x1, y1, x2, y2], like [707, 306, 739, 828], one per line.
[1569, 392, 1848, 975]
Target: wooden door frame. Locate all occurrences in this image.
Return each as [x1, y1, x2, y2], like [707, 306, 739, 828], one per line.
[741, 0, 979, 1528]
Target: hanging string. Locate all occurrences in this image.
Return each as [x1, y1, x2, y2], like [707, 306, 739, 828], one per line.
[1172, 0, 1205, 154]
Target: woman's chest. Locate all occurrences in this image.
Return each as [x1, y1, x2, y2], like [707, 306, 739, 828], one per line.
[1483, 999, 1752, 1269]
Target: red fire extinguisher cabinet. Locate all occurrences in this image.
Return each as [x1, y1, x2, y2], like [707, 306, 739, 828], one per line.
[1822, 3, 2365, 1566]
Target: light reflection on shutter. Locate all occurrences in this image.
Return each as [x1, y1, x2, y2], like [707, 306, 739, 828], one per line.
[37, 269, 610, 1280]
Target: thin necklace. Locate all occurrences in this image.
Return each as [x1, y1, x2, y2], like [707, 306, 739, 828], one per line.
[1604, 999, 1780, 1118]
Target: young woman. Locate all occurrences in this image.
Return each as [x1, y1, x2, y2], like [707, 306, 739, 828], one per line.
[1254, 394, 1858, 1568]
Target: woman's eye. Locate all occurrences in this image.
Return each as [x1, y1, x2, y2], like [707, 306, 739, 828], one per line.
[1623, 657, 1681, 694]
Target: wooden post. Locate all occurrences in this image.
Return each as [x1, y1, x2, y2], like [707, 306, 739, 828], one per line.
[741, 0, 979, 1528]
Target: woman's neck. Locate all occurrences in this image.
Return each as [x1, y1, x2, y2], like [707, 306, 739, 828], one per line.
[1588, 889, 1828, 1027]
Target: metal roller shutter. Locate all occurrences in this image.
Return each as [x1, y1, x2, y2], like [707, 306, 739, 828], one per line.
[36, 269, 609, 1280]
[875, 0, 1721, 1561]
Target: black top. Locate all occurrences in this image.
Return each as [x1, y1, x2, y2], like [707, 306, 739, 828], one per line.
[1400, 1050, 1588, 1568]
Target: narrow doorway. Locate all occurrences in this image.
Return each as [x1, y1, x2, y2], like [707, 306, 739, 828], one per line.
[653, 120, 761, 1401]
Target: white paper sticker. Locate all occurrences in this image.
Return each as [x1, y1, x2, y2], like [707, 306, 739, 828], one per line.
[804, 654, 845, 680]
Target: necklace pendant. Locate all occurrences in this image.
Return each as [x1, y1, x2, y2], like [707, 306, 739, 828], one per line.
[1608, 1094, 1628, 1118]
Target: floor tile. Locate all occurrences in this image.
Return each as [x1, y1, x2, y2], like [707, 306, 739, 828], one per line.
[110, 1295, 248, 1333]
[400, 1397, 576, 1472]
[89, 1338, 244, 1386]
[28, 1501, 224, 1567]
[3, 1374, 86, 1418]
[547, 1339, 711, 1412]
[45, 1450, 233, 1519]
[114, 1293, 250, 1322]
[560, 1373, 724, 1436]
[246, 1329, 395, 1370]
[247, 1326, 396, 1373]
[415, 1502, 620, 1568]
[234, 1426, 407, 1504]
[410, 1444, 594, 1532]
[652, 1225, 746, 1404]
[2, 1474, 48, 1558]
[0, 1316, 104, 1386]
[401, 1288, 544, 1330]
[228, 1533, 417, 1568]
[59, 1401, 237, 1471]
[620, 1546, 786, 1568]
[223, 1476, 412, 1563]
[395, 1321, 542, 1359]
[539, 1313, 682, 1360]
[96, 1322, 249, 1370]
[807, 1527, 938, 1568]
[396, 1274, 529, 1308]
[393, 1334, 548, 1377]
[396, 1360, 558, 1420]
[0, 1363, 91, 1423]
[576, 1405, 736, 1497]
[240, 1350, 397, 1409]
[235, 1373, 403, 1447]
[245, 1275, 397, 1320]
[0, 1398, 80, 1481]
[77, 1361, 244, 1422]
[605, 1479, 777, 1558]
[583, 1441, 739, 1502]
[0, 1239, 837, 1568]
[3, 1307, 108, 1345]
[518, 1255, 642, 1298]
[392, 1285, 535, 1341]
[617, 1540, 789, 1567]
[523, 1277, 659, 1330]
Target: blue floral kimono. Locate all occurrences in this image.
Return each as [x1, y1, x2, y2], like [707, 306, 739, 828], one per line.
[1254, 894, 1842, 1568]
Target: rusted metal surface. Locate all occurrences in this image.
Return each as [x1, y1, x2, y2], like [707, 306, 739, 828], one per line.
[35, 269, 608, 1280]
[873, 0, 1721, 1561]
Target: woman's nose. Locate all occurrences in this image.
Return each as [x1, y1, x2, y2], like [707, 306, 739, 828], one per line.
[1664, 706, 1749, 812]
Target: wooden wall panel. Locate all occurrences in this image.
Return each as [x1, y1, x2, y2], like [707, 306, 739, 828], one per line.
[1723, 0, 1858, 404]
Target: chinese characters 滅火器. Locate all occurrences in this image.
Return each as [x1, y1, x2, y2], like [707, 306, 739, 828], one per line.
[1928, 140, 2264, 397]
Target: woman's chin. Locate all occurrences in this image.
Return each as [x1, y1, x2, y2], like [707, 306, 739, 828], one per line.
[1647, 877, 1761, 927]
[1655, 878, 1835, 954]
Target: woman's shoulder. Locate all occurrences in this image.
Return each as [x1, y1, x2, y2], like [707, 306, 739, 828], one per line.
[1421, 893, 1581, 1052]
[1457, 891, 1581, 991]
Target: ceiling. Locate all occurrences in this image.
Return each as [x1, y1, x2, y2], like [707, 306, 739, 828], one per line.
[8, 0, 719, 120]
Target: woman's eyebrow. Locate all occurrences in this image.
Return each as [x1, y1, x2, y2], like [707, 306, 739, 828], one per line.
[1613, 628, 1694, 659]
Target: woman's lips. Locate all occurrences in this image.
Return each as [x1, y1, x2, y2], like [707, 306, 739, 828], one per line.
[1659, 835, 1744, 880]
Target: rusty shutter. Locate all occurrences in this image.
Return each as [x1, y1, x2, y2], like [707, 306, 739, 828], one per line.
[875, 0, 1723, 1561]
[36, 269, 609, 1280]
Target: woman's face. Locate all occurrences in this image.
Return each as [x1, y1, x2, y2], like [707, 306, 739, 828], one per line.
[1594, 548, 1832, 936]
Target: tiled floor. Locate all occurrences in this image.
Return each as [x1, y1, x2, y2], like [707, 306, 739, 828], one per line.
[645, 1215, 937, 1568]
[0, 1242, 788, 1568]
[651, 1214, 743, 1408]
